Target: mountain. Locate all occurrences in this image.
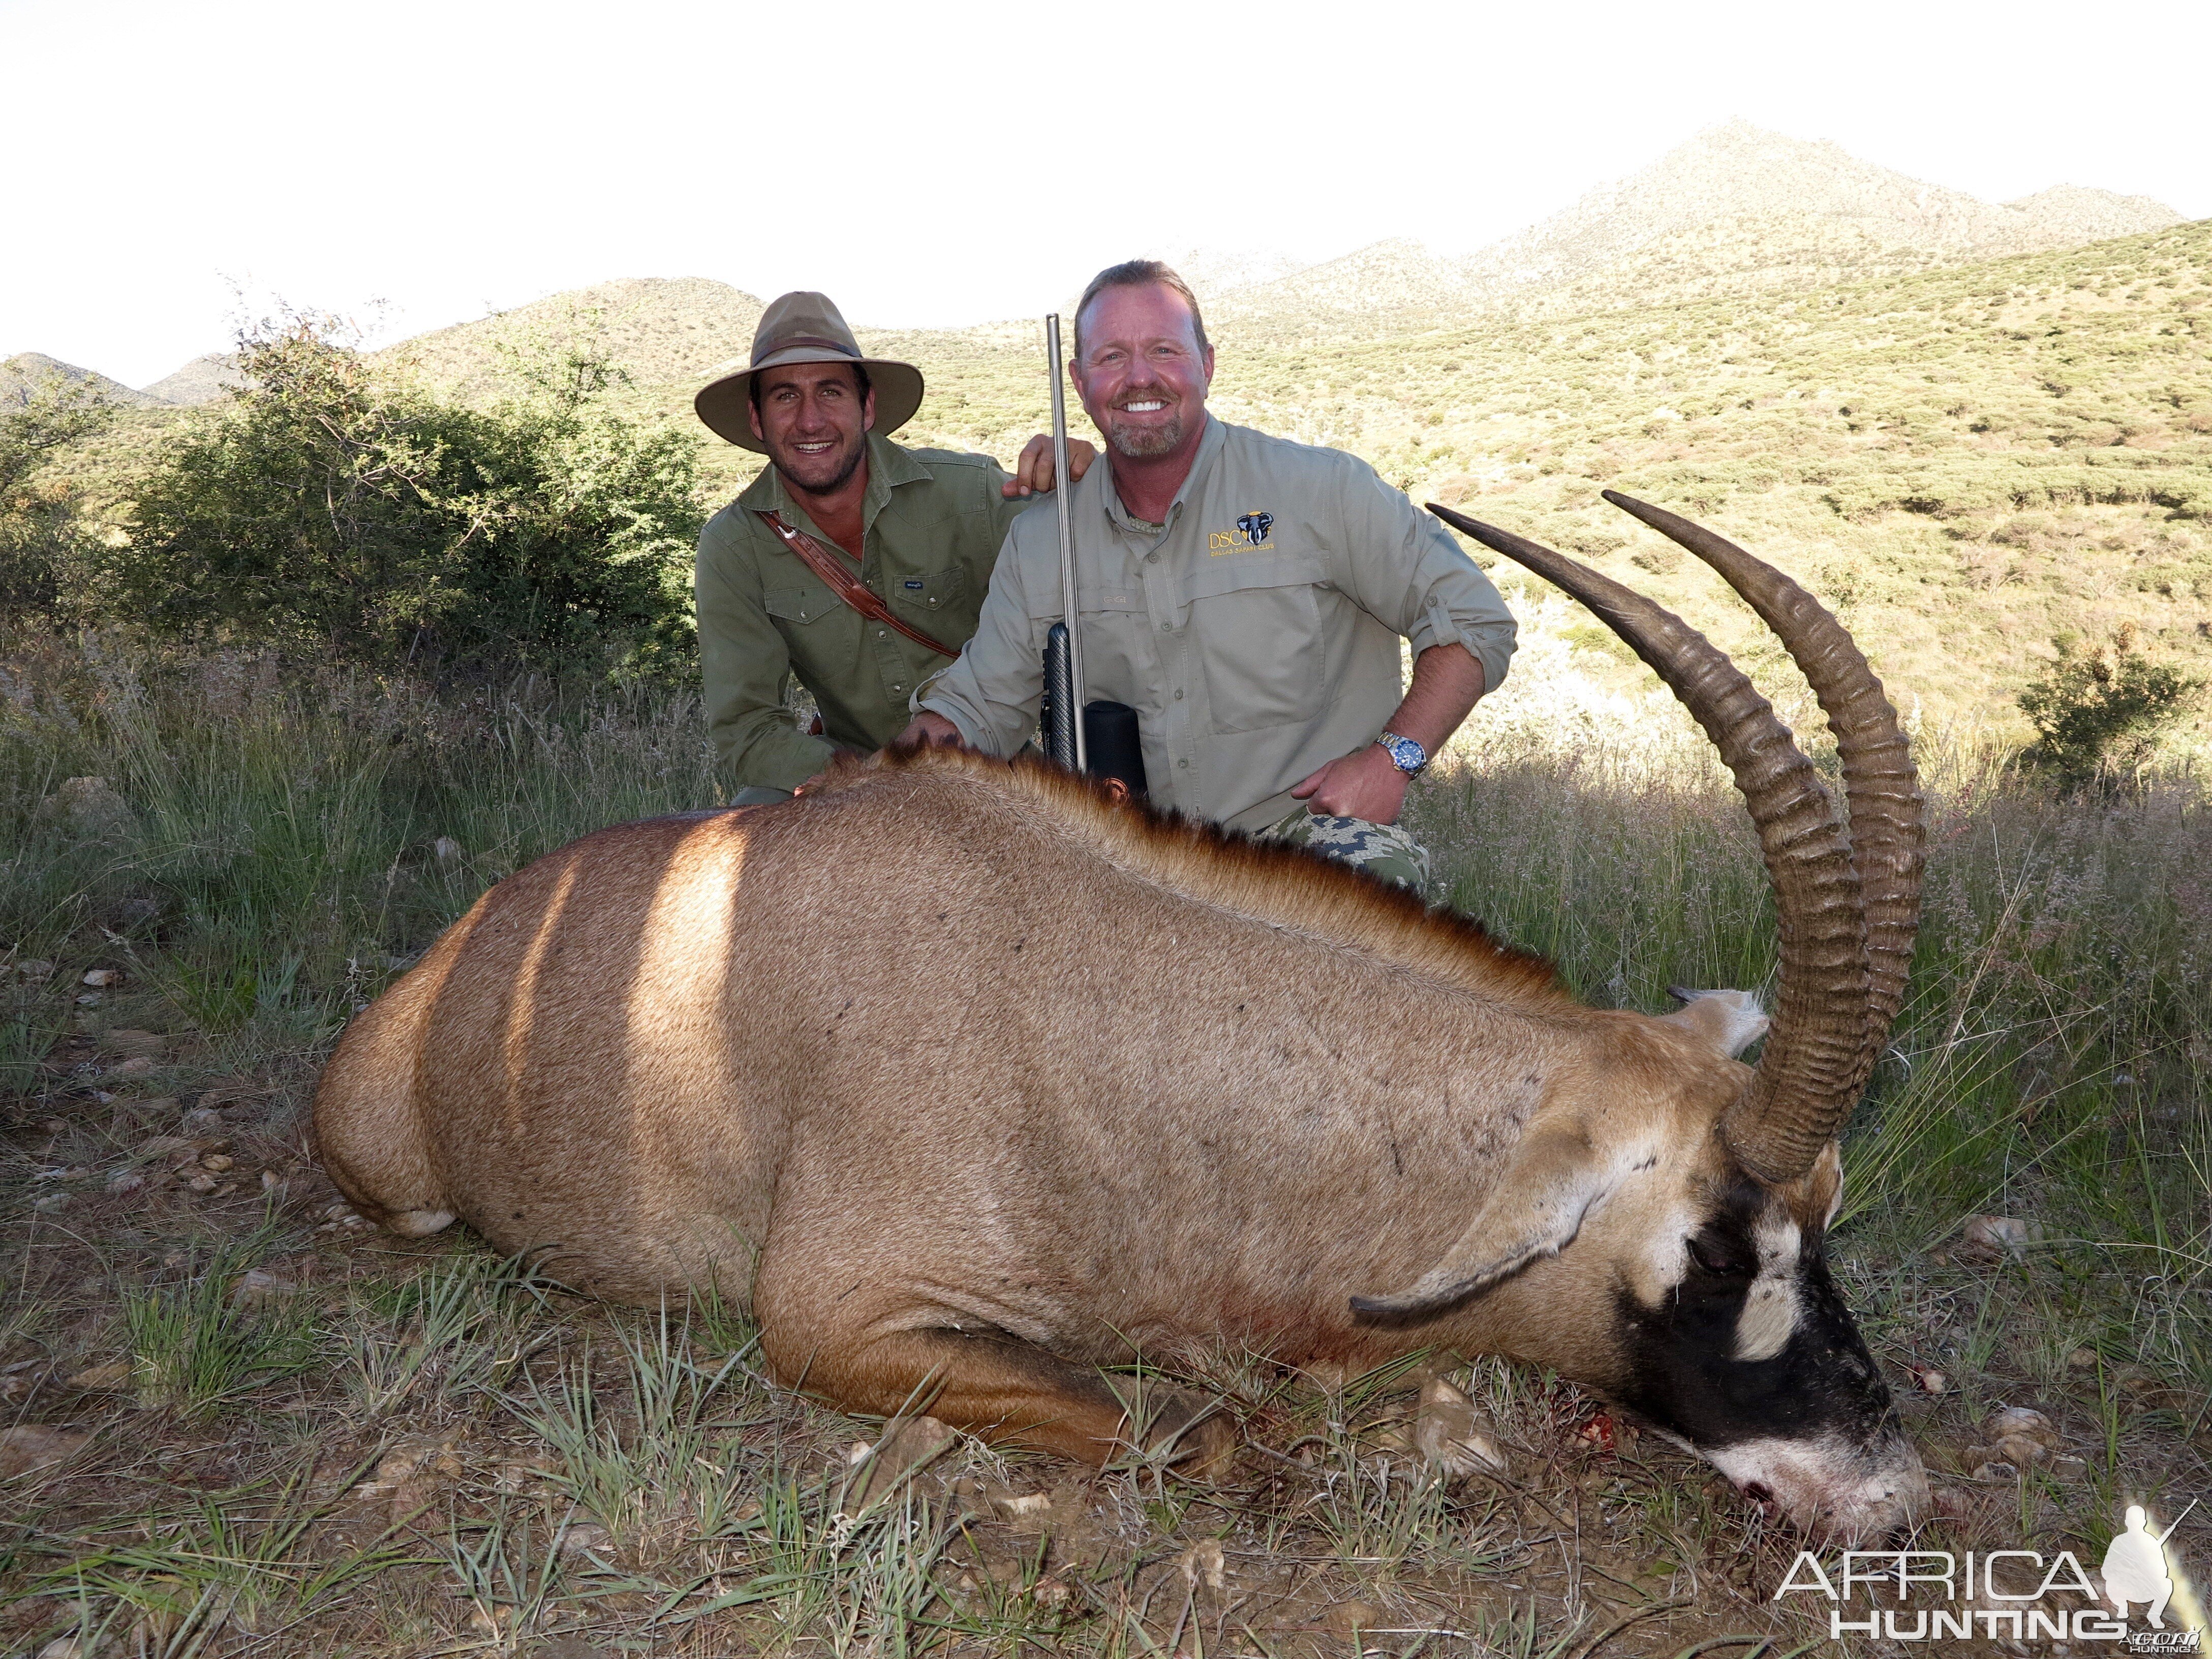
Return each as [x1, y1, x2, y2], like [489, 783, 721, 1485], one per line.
[1210, 120, 2185, 335]
[140, 353, 246, 405]
[383, 276, 767, 395]
[2, 352, 165, 409]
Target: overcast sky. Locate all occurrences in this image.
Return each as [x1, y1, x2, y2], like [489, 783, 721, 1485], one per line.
[6, 0, 2208, 388]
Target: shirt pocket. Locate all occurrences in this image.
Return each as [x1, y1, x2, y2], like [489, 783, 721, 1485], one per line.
[763, 585, 835, 629]
[1183, 554, 1330, 734]
[889, 566, 965, 625]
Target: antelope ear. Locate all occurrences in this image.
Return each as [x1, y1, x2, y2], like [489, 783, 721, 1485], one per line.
[1663, 988, 1768, 1058]
[1350, 1121, 1633, 1319]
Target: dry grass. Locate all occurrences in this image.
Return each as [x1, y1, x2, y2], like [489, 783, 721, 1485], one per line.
[2, 625, 2205, 1657]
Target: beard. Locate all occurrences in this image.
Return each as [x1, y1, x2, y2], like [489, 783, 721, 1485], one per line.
[1104, 409, 1185, 458]
[770, 429, 867, 496]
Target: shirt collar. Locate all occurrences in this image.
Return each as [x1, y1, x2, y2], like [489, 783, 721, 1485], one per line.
[1098, 413, 1225, 534]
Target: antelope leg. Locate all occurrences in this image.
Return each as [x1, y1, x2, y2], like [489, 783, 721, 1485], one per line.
[761, 1321, 1234, 1472]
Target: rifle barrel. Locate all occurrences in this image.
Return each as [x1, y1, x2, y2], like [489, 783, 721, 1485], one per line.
[1045, 313, 1086, 774]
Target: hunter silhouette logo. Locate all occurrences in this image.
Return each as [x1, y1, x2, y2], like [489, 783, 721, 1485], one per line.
[1773, 1498, 2202, 1646]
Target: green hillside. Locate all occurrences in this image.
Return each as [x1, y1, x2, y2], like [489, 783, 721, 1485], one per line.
[782, 221, 2210, 736]
[16, 221, 2209, 741]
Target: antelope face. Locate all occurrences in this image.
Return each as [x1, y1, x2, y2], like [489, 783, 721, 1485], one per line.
[1605, 1149, 1928, 1544]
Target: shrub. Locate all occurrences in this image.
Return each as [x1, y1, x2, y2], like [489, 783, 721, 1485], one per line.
[120, 316, 703, 680]
[2016, 623, 2206, 791]
[0, 372, 116, 623]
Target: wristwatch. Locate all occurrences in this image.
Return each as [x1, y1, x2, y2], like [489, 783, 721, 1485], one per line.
[1375, 730, 1429, 777]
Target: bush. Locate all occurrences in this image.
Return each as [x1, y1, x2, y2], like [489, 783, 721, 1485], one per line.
[0, 372, 116, 623]
[120, 316, 703, 679]
[2016, 623, 2205, 791]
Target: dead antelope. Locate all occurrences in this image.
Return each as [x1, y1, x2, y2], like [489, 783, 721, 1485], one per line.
[313, 491, 1927, 1542]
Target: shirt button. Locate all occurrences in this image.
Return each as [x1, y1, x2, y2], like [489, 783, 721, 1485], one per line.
[1174, 688, 1183, 700]
[877, 629, 887, 639]
[1146, 552, 1159, 564]
[1178, 758, 1188, 768]
[1159, 622, 1171, 632]
[892, 683, 904, 692]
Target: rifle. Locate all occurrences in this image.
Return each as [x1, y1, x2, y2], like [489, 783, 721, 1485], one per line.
[1040, 312, 1086, 775]
[1039, 314, 1149, 799]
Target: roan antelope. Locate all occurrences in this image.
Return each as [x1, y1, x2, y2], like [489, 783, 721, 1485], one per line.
[313, 491, 1928, 1542]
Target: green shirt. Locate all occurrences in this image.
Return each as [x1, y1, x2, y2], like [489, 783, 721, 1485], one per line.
[916, 417, 1517, 833]
[695, 433, 1042, 793]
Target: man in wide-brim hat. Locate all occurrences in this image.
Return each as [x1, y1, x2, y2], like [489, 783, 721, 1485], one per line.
[694, 290, 1092, 801]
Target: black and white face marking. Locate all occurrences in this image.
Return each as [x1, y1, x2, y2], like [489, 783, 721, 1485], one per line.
[1610, 1175, 1925, 1543]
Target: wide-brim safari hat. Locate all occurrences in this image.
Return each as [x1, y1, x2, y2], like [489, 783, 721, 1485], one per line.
[694, 291, 924, 452]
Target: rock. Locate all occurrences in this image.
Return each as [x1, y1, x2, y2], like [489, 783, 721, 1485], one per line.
[178, 1108, 225, 1136]
[1180, 1539, 1227, 1592]
[991, 1491, 1052, 1526]
[105, 1171, 145, 1197]
[844, 1416, 956, 1510]
[104, 1030, 166, 1058]
[12, 958, 54, 982]
[432, 836, 464, 870]
[2066, 1347, 2099, 1370]
[1993, 1435, 2049, 1467]
[557, 1521, 611, 1558]
[186, 1173, 217, 1195]
[80, 968, 121, 989]
[200, 1154, 233, 1173]
[1912, 1366, 1949, 1394]
[1957, 1215, 2035, 1264]
[529, 1639, 611, 1659]
[0, 1424, 90, 1477]
[109, 1057, 155, 1078]
[37, 777, 136, 840]
[67, 1360, 132, 1391]
[1413, 1373, 1509, 1478]
[1986, 1407, 2060, 1451]
[2052, 1455, 2090, 1480]
[33, 1193, 70, 1214]
[231, 1270, 291, 1305]
[1323, 1601, 1387, 1637]
[137, 1136, 197, 1164]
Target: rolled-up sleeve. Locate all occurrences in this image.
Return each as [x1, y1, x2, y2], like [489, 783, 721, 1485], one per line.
[1335, 464, 1518, 694]
[695, 510, 837, 793]
[914, 522, 1047, 754]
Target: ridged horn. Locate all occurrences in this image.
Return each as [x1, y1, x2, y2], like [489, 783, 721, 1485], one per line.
[1427, 502, 1868, 1185]
[1599, 491, 1924, 1117]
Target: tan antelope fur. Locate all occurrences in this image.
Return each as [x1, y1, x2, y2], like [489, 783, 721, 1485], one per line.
[314, 495, 1929, 1543]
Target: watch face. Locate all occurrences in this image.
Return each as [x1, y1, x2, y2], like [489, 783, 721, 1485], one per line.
[1382, 733, 1425, 774]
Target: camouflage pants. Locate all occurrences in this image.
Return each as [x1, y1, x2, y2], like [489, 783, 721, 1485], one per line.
[1258, 809, 1432, 892]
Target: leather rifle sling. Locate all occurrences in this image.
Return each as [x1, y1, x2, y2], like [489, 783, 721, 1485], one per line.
[756, 511, 961, 658]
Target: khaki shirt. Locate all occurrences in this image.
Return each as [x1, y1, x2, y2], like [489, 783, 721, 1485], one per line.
[696, 433, 1041, 793]
[917, 418, 1517, 833]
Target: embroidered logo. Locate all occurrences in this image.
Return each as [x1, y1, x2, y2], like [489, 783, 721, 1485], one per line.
[1208, 511, 1276, 554]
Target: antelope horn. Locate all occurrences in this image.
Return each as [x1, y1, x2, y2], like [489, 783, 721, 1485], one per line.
[1599, 491, 1924, 1114]
[1426, 502, 1868, 1185]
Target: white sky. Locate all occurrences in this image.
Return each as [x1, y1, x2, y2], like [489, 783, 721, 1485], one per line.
[6, 0, 2208, 388]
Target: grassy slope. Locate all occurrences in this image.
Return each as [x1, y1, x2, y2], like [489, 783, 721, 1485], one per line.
[725, 221, 2209, 739]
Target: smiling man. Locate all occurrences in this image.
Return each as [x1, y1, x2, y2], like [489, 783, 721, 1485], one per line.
[900, 261, 1516, 888]
[693, 291, 1092, 802]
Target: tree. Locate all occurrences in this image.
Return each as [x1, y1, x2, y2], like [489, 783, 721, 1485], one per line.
[2016, 623, 2205, 792]
[121, 314, 702, 678]
[0, 373, 117, 621]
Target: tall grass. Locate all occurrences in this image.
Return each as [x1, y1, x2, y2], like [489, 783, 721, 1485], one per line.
[1415, 624, 2211, 1403]
[4, 619, 2207, 1653]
